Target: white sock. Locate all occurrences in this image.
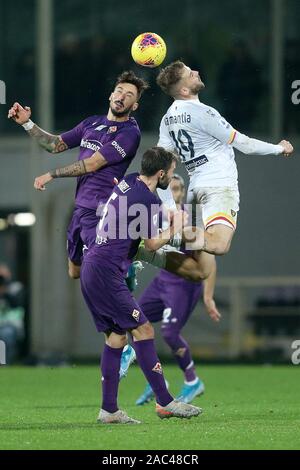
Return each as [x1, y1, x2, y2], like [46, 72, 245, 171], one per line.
[184, 377, 199, 386]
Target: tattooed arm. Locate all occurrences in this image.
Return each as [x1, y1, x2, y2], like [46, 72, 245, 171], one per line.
[8, 102, 68, 154]
[27, 124, 68, 154]
[34, 151, 107, 191]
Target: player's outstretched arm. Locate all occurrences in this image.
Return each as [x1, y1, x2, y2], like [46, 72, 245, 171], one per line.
[33, 151, 108, 190]
[202, 256, 221, 323]
[232, 131, 294, 157]
[8, 102, 68, 154]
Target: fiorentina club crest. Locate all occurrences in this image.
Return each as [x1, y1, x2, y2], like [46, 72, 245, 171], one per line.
[152, 362, 163, 374]
[108, 126, 117, 134]
[132, 309, 140, 322]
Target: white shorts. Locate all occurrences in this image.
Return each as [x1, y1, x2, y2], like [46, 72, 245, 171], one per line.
[186, 186, 240, 230]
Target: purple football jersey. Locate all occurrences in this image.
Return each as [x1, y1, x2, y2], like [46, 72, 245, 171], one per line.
[85, 173, 161, 274]
[61, 115, 141, 210]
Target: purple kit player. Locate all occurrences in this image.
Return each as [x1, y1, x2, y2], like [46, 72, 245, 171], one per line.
[120, 175, 221, 405]
[80, 147, 202, 423]
[8, 71, 148, 279]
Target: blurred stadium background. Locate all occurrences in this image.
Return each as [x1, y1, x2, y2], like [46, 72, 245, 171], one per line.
[0, 0, 300, 365]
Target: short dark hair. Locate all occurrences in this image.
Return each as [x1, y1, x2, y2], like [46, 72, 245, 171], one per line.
[115, 71, 149, 100]
[156, 61, 185, 96]
[140, 147, 177, 177]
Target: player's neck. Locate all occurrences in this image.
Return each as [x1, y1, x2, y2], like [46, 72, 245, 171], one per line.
[174, 94, 199, 101]
[138, 175, 157, 193]
[106, 109, 130, 122]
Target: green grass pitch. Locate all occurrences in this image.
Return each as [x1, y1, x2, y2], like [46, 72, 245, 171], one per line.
[0, 365, 299, 450]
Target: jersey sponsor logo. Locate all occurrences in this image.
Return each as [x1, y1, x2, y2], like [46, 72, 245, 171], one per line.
[80, 139, 102, 152]
[152, 362, 163, 374]
[132, 309, 140, 322]
[107, 126, 118, 134]
[112, 140, 127, 158]
[118, 180, 131, 194]
[164, 112, 191, 126]
[94, 124, 107, 131]
[184, 155, 208, 172]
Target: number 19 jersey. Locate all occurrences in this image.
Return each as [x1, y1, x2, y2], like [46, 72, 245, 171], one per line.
[158, 98, 238, 190]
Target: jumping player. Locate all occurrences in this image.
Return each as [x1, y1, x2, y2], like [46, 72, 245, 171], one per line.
[155, 61, 294, 277]
[8, 71, 148, 279]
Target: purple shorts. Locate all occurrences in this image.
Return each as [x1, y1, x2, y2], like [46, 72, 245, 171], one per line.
[67, 206, 99, 265]
[80, 260, 148, 335]
[138, 274, 203, 331]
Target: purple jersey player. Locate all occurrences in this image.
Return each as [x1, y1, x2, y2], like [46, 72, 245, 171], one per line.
[80, 147, 202, 423]
[121, 175, 221, 405]
[8, 71, 148, 279]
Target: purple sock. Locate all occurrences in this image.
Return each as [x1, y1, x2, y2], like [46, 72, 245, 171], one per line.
[101, 344, 123, 413]
[162, 329, 197, 382]
[134, 339, 173, 407]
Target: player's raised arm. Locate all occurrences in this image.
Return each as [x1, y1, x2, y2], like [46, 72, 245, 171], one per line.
[201, 107, 294, 157]
[8, 102, 68, 154]
[33, 151, 107, 191]
[231, 132, 294, 157]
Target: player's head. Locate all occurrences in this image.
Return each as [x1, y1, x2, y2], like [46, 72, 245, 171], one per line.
[109, 71, 149, 118]
[140, 147, 177, 190]
[170, 174, 185, 204]
[156, 61, 205, 99]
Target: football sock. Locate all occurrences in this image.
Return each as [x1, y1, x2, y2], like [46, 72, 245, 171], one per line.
[101, 344, 123, 413]
[134, 339, 173, 407]
[161, 329, 197, 382]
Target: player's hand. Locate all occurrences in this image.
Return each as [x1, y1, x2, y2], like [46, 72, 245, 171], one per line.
[170, 210, 189, 233]
[278, 140, 294, 157]
[204, 298, 221, 322]
[34, 172, 53, 191]
[8, 102, 31, 124]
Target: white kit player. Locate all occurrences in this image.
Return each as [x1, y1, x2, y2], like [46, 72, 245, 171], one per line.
[155, 61, 294, 275]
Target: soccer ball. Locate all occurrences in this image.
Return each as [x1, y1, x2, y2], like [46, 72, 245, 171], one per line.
[131, 32, 167, 68]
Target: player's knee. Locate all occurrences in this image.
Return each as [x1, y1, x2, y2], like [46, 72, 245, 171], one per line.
[106, 334, 127, 349]
[214, 239, 231, 255]
[208, 238, 231, 256]
[135, 321, 154, 340]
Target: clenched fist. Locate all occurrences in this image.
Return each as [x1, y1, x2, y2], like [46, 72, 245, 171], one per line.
[278, 140, 294, 157]
[8, 102, 31, 125]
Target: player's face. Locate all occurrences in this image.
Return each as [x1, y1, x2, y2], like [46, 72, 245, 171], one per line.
[180, 65, 205, 95]
[170, 179, 185, 204]
[157, 161, 176, 190]
[109, 83, 139, 117]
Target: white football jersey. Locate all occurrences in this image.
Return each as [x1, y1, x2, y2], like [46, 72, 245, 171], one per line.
[158, 98, 238, 189]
